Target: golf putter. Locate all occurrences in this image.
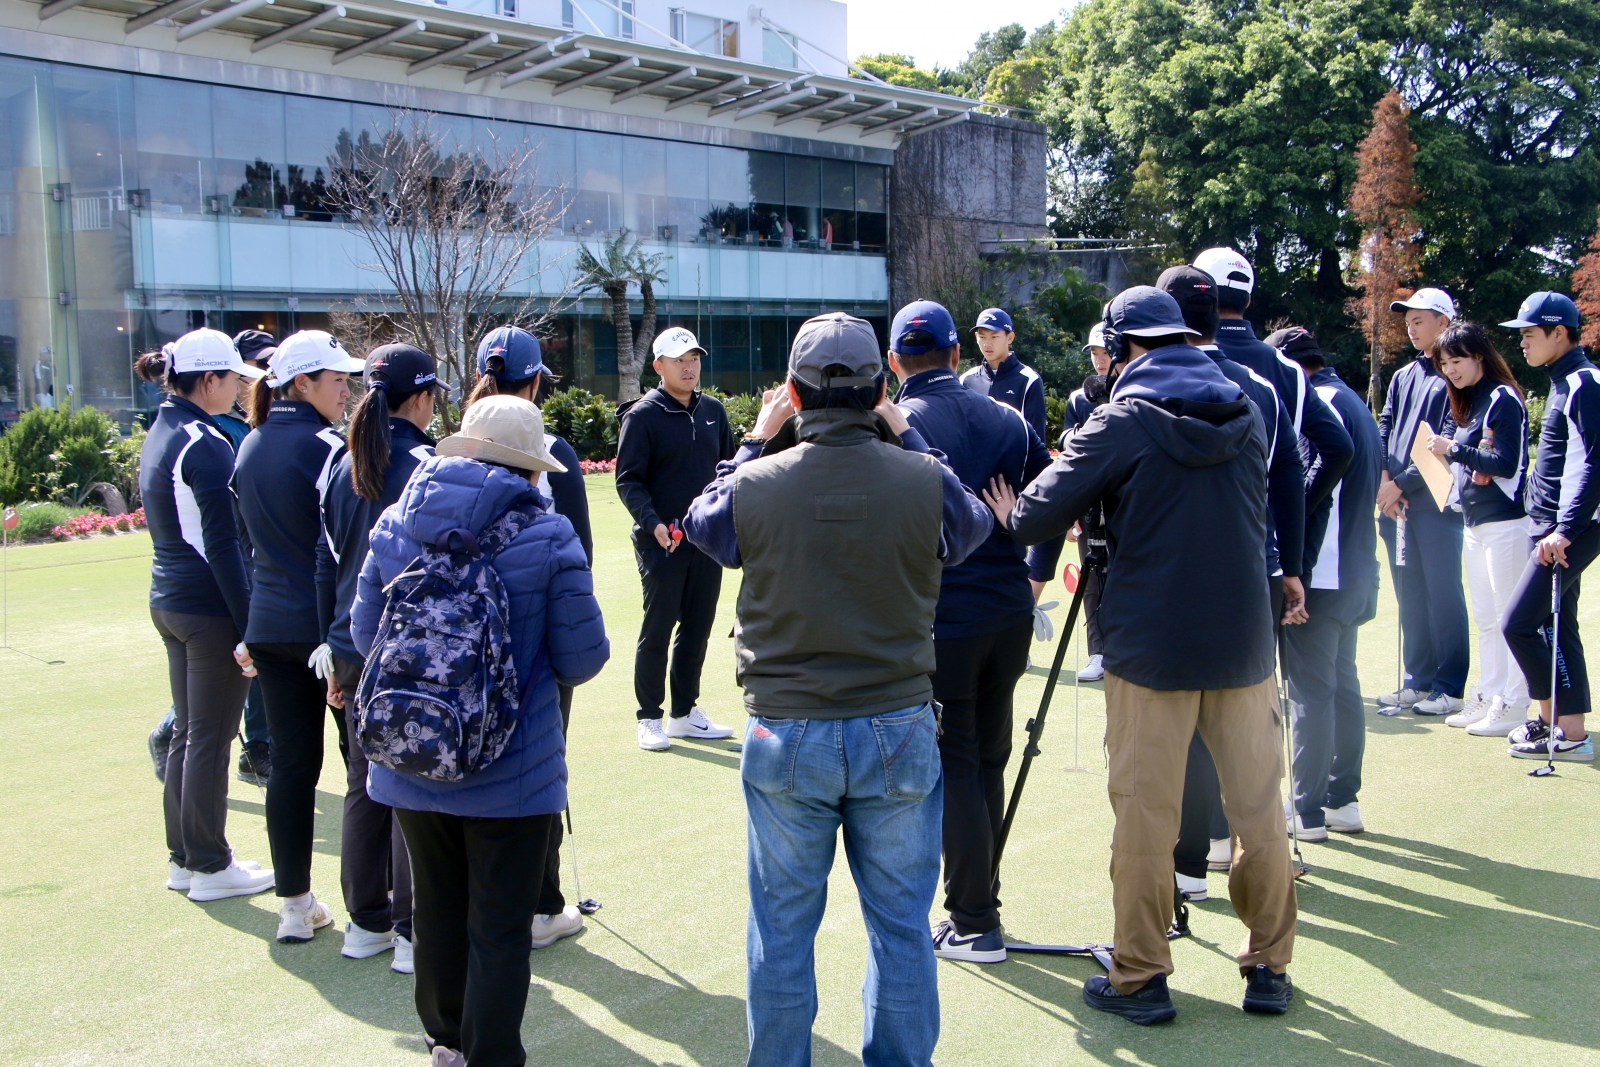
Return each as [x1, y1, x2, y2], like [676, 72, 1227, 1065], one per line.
[1277, 639, 1308, 877]
[565, 806, 602, 914]
[235, 730, 266, 798]
[1531, 567, 1562, 779]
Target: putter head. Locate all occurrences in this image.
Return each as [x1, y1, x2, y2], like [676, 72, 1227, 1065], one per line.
[577, 898, 602, 914]
[1293, 862, 1311, 879]
[1529, 765, 1557, 777]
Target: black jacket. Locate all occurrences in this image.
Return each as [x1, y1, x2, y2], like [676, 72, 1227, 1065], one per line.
[615, 388, 736, 541]
[1216, 318, 1353, 512]
[1446, 379, 1528, 528]
[1303, 368, 1381, 602]
[317, 418, 436, 663]
[538, 436, 593, 566]
[1377, 351, 1456, 519]
[234, 401, 346, 645]
[1009, 344, 1275, 692]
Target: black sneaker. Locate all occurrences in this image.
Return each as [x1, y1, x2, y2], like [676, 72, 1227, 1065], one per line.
[148, 727, 170, 783]
[1082, 973, 1177, 1025]
[237, 745, 271, 785]
[1242, 964, 1294, 1014]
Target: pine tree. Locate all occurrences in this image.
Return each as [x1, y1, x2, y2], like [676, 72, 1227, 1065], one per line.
[1573, 210, 1600, 349]
[1345, 90, 1422, 412]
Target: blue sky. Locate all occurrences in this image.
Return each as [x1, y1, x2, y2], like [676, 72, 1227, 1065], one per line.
[845, 0, 1071, 71]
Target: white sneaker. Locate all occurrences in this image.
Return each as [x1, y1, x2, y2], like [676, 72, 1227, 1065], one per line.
[1176, 872, 1208, 902]
[341, 922, 396, 959]
[167, 863, 192, 892]
[1413, 692, 1464, 716]
[1206, 837, 1232, 872]
[1322, 802, 1364, 833]
[531, 905, 585, 948]
[1076, 654, 1106, 682]
[1446, 697, 1490, 727]
[1379, 687, 1425, 707]
[637, 718, 671, 751]
[665, 707, 734, 740]
[1286, 812, 1329, 843]
[430, 1047, 466, 1067]
[391, 935, 414, 974]
[1468, 698, 1527, 737]
[277, 895, 333, 943]
[187, 860, 275, 902]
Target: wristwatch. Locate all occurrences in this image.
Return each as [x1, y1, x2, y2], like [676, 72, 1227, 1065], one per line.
[740, 436, 766, 448]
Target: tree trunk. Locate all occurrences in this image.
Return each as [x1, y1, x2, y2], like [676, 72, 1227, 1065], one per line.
[634, 277, 658, 377]
[608, 281, 641, 401]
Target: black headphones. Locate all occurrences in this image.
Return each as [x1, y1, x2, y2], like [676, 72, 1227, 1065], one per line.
[1102, 309, 1125, 368]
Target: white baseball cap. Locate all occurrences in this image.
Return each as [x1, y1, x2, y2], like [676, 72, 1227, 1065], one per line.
[1192, 247, 1255, 294]
[266, 330, 367, 385]
[652, 326, 705, 361]
[1083, 321, 1108, 352]
[1390, 287, 1456, 320]
[169, 328, 267, 379]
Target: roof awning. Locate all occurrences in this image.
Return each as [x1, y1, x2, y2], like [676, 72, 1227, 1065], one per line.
[37, 0, 979, 140]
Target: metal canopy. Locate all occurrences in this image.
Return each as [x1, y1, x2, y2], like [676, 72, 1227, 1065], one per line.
[34, 0, 978, 139]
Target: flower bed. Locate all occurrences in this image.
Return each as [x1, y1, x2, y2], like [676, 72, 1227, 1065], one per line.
[578, 459, 616, 475]
[52, 508, 146, 540]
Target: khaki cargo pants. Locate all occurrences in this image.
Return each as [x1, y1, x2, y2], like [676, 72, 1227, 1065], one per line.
[1103, 672, 1297, 993]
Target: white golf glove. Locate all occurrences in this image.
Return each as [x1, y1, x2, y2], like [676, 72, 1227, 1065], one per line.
[1032, 601, 1058, 642]
[307, 642, 335, 681]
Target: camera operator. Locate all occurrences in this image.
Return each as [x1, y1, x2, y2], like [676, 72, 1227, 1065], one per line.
[1265, 328, 1381, 836]
[888, 299, 1053, 965]
[615, 327, 738, 751]
[682, 312, 990, 1067]
[1159, 265, 1312, 901]
[984, 287, 1296, 1025]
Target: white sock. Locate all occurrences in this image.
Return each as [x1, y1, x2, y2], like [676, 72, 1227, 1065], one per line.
[284, 891, 314, 909]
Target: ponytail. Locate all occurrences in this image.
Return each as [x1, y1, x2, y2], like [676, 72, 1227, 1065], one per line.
[348, 383, 393, 501]
[134, 347, 208, 397]
[464, 369, 501, 411]
[249, 375, 275, 426]
[464, 356, 554, 413]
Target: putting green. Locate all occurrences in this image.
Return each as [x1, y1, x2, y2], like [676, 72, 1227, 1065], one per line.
[2, 478, 1597, 1066]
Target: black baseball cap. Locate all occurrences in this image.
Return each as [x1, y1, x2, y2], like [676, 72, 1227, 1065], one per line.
[366, 343, 439, 398]
[233, 329, 277, 364]
[1156, 265, 1220, 338]
[1263, 326, 1322, 364]
[1105, 286, 1202, 339]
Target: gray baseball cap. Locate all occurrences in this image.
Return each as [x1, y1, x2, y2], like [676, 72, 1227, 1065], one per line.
[789, 312, 883, 390]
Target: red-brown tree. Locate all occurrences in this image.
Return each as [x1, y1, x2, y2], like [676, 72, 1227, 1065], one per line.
[1573, 210, 1600, 349]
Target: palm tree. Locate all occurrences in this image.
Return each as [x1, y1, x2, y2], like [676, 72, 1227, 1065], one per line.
[577, 231, 640, 399]
[627, 246, 669, 397]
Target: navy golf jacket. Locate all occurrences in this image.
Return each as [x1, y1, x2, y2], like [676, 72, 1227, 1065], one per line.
[317, 418, 435, 664]
[961, 353, 1048, 439]
[1201, 345, 1306, 578]
[1302, 368, 1381, 595]
[1216, 318, 1352, 511]
[896, 367, 1053, 639]
[1378, 352, 1456, 518]
[1528, 347, 1600, 539]
[140, 395, 252, 634]
[235, 400, 346, 645]
[1445, 379, 1528, 528]
[536, 435, 592, 566]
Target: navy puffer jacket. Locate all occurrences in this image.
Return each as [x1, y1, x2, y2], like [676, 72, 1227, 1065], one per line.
[351, 456, 610, 818]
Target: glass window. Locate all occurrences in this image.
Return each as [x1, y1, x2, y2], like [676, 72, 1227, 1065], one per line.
[748, 152, 784, 245]
[708, 314, 749, 394]
[569, 0, 618, 35]
[676, 12, 737, 56]
[821, 160, 853, 210]
[134, 77, 213, 212]
[571, 131, 622, 234]
[624, 137, 666, 236]
[663, 141, 708, 239]
[784, 155, 819, 245]
[762, 28, 799, 68]
[856, 164, 887, 251]
[214, 87, 284, 214]
[285, 95, 351, 221]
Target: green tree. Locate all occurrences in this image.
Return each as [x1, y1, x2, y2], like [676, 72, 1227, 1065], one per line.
[983, 57, 1054, 110]
[852, 54, 941, 92]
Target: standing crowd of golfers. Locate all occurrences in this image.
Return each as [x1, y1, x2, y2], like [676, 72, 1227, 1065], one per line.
[131, 252, 1596, 1063]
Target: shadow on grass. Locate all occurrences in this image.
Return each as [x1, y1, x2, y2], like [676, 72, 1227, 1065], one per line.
[666, 741, 741, 770]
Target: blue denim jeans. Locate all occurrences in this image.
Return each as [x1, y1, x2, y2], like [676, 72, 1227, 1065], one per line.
[741, 703, 944, 1067]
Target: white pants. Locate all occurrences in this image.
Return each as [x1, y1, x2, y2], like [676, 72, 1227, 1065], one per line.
[1463, 517, 1533, 707]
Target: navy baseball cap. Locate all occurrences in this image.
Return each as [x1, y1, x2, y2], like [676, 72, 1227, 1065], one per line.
[891, 300, 960, 355]
[1501, 291, 1581, 330]
[1106, 286, 1202, 339]
[232, 329, 277, 364]
[366, 343, 439, 398]
[1263, 326, 1322, 364]
[476, 326, 545, 384]
[973, 307, 1014, 333]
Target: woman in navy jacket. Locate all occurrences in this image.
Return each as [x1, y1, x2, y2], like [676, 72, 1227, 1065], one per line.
[351, 396, 608, 1067]
[1425, 322, 1532, 736]
[464, 325, 593, 949]
[136, 329, 275, 903]
[314, 343, 437, 972]
[234, 329, 366, 943]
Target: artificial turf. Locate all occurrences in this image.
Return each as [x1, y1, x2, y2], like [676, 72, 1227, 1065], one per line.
[3, 476, 1599, 1067]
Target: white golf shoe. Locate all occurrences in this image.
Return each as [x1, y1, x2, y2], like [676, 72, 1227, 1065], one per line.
[1076, 654, 1105, 682]
[1322, 802, 1364, 834]
[637, 718, 671, 751]
[1175, 873, 1208, 902]
[1468, 698, 1527, 737]
[665, 707, 734, 740]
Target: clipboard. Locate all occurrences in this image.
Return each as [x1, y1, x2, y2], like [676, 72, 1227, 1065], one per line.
[1409, 420, 1455, 511]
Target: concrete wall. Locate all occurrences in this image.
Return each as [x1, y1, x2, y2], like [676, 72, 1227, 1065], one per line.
[887, 111, 1048, 311]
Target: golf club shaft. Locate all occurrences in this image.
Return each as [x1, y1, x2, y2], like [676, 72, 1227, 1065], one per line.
[1277, 628, 1305, 871]
[992, 565, 1093, 890]
[1544, 567, 1561, 774]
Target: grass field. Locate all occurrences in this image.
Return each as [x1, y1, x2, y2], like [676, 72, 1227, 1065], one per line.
[4, 476, 1600, 1067]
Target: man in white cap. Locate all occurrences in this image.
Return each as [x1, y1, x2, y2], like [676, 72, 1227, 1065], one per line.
[614, 326, 738, 751]
[1376, 288, 1471, 717]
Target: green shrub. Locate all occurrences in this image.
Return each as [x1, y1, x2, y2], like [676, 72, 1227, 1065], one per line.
[720, 392, 762, 439]
[0, 407, 119, 506]
[1045, 394, 1067, 445]
[542, 388, 619, 461]
[13, 502, 72, 539]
